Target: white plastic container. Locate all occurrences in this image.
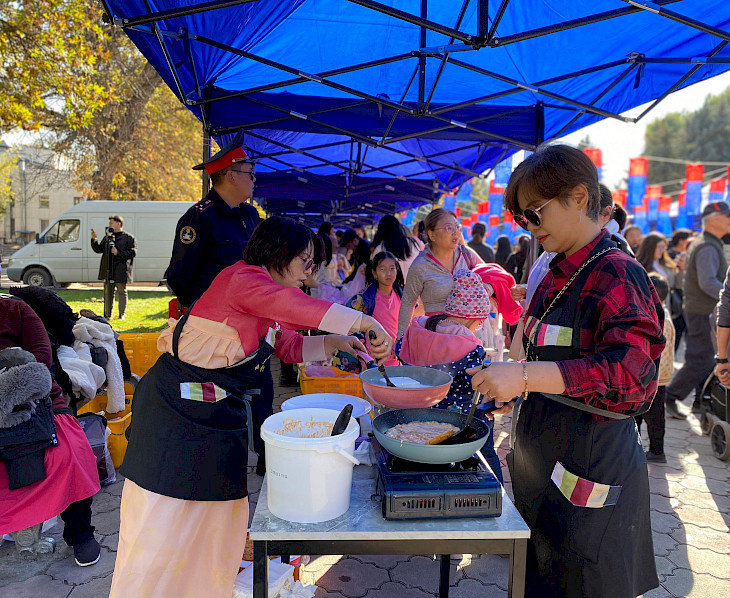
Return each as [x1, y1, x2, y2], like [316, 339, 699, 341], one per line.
[260, 408, 360, 523]
[280, 393, 373, 435]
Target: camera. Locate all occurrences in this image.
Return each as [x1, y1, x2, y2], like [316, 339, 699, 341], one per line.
[106, 227, 115, 249]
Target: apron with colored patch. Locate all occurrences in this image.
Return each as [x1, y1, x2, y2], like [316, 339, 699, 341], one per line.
[120, 308, 275, 501]
[509, 242, 658, 597]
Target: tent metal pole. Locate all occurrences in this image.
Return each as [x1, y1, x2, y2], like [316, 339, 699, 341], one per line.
[215, 93, 380, 146]
[118, 0, 260, 28]
[192, 36, 416, 115]
[202, 130, 211, 198]
[417, 0, 427, 112]
[427, 114, 536, 150]
[447, 58, 634, 123]
[494, 0, 680, 46]
[634, 39, 729, 122]
[549, 63, 639, 140]
[428, 58, 630, 115]
[637, 57, 730, 64]
[255, 140, 352, 160]
[215, 100, 371, 132]
[424, 0, 471, 111]
[150, 21, 187, 103]
[381, 64, 419, 143]
[345, 0, 472, 43]
[536, 101, 544, 146]
[622, 1, 730, 42]
[476, 0, 489, 44]
[190, 54, 414, 105]
[487, 0, 511, 44]
[244, 131, 355, 174]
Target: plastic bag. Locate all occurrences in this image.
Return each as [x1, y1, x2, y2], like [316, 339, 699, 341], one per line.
[233, 559, 294, 598]
[77, 412, 116, 486]
[279, 581, 317, 598]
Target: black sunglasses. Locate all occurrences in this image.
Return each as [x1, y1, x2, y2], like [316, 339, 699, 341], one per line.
[513, 197, 555, 230]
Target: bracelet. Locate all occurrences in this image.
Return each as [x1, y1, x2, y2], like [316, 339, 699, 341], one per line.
[715, 356, 729, 364]
[522, 362, 529, 400]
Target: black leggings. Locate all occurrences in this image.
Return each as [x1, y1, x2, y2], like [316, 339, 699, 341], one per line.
[60, 496, 95, 546]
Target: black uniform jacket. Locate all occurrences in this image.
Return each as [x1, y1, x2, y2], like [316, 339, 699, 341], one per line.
[166, 189, 260, 307]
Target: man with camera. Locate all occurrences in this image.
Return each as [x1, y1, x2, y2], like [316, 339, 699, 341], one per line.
[91, 215, 137, 320]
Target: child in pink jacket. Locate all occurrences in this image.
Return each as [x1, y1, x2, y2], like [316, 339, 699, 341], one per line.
[397, 269, 503, 483]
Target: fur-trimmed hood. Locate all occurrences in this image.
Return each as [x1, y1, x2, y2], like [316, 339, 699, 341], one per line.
[0, 361, 53, 428]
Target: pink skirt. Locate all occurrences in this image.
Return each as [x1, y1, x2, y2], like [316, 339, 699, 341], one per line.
[110, 480, 249, 598]
[0, 414, 100, 535]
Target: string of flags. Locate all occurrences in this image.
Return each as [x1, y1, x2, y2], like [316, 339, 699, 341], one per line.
[399, 147, 728, 236]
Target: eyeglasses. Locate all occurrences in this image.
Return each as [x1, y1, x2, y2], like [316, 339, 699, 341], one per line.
[231, 168, 256, 182]
[434, 224, 460, 234]
[513, 197, 555, 230]
[298, 255, 315, 272]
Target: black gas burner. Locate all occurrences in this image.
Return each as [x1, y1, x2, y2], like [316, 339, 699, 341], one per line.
[371, 437, 502, 520]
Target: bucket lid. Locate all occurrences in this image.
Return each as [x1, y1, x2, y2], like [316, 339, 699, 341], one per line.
[281, 394, 372, 419]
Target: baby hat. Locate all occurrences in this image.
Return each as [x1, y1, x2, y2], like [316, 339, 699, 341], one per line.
[444, 269, 490, 320]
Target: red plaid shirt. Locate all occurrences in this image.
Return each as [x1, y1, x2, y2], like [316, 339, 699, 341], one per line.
[529, 230, 666, 415]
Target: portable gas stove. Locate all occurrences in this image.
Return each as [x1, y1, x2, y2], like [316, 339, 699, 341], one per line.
[371, 437, 502, 520]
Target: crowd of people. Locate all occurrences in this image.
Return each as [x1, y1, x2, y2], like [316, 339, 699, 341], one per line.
[4, 134, 730, 598]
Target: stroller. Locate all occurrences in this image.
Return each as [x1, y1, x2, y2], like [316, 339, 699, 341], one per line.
[699, 373, 730, 461]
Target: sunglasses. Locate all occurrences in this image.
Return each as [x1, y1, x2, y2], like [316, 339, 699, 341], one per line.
[298, 255, 315, 272]
[513, 197, 555, 230]
[231, 168, 256, 182]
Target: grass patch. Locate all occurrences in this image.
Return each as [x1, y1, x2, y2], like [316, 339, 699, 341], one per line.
[57, 290, 173, 333]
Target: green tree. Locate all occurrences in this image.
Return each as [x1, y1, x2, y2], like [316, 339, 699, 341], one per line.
[0, 148, 17, 214]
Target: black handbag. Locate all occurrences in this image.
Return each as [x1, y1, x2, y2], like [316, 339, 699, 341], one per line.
[669, 288, 683, 319]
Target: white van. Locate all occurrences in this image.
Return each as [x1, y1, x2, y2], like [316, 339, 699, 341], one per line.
[7, 200, 194, 286]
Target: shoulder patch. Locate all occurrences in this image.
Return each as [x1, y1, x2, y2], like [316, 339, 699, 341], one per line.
[193, 199, 214, 213]
[180, 226, 197, 244]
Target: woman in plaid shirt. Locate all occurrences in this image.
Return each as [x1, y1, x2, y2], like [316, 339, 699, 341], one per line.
[469, 145, 665, 598]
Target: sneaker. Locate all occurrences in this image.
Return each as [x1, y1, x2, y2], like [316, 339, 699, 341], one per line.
[645, 451, 667, 463]
[73, 538, 101, 567]
[665, 400, 685, 420]
[278, 376, 299, 388]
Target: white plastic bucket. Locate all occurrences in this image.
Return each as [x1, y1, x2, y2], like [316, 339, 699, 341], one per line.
[260, 408, 360, 523]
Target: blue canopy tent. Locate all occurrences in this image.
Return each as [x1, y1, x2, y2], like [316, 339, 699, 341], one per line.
[101, 0, 730, 218]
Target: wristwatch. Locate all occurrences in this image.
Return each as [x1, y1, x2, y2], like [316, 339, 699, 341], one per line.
[714, 356, 729, 364]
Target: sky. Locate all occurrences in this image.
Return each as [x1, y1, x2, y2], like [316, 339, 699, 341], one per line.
[559, 71, 730, 191]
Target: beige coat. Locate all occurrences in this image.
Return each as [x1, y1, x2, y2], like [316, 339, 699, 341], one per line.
[658, 306, 675, 387]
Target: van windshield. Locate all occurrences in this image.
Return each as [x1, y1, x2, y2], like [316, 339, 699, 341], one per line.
[42, 219, 80, 243]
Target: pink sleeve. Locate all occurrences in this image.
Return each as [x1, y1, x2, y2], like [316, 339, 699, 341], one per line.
[229, 269, 360, 334]
[274, 329, 327, 363]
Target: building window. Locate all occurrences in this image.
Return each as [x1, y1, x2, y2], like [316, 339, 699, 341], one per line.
[74, 197, 82, 205]
[40, 219, 49, 232]
[39, 195, 50, 208]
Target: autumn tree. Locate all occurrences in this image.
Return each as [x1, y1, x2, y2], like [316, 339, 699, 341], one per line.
[0, 0, 203, 201]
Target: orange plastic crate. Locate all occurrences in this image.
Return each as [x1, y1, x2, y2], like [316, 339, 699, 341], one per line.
[298, 365, 363, 397]
[119, 332, 163, 378]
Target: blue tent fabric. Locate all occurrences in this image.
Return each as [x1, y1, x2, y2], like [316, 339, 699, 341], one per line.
[102, 0, 730, 214]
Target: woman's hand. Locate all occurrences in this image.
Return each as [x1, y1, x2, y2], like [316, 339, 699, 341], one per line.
[360, 316, 393, 364]
[676, 252, 687, 271]
[467, 362, 525, 403]
[324, 335, 367, 358]
[511, 285, 527, 302]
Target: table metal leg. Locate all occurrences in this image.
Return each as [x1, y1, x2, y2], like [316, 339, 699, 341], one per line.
[438, 554, 450, 598]
[253, 541, 268, 598]
[508, 539, 527, 598]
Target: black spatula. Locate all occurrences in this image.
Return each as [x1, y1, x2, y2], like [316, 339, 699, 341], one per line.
[368, 330, 396, 387]
[331, 404, 353, 436]
[437, 360, 491, 445]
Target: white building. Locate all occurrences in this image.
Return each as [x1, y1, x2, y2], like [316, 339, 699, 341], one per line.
[0, 140, 84, 244]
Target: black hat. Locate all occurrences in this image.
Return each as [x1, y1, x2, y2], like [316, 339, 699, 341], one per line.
[702, 201, 730, 218]
[192, 131, 253, 175]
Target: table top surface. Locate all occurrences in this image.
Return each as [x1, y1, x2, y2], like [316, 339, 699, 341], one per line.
[249, 462, 530, 541]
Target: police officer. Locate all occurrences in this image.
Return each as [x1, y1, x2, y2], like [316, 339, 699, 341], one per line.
[166, 132, 260, 308]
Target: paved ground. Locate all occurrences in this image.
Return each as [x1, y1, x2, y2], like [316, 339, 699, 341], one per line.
[1, 358, 729, 597]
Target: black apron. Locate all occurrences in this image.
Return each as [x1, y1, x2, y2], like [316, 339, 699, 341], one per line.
[508, 241, 658, 597]
[120, 308, 275, 501]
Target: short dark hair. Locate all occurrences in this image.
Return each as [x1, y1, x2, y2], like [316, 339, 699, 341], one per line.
[471, 222, 486, 236]
[340, 229, 358, 247]
[670, 228, 692, 248]
[317, 222, 333, 236]
[612, 204, 628, 230]
[243, 216, 314, 275]
[109, 215, 124, 225]
[599, 184, 613, 211]
[504, 144, 601, 221]
[367, 250, 405, 288]
[649, 272, 669, 303]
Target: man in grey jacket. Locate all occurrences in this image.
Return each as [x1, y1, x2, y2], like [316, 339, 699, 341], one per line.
[665, 201, 730, 418]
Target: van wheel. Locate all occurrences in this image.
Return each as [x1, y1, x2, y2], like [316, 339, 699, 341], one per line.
[23, 267, 53, 287]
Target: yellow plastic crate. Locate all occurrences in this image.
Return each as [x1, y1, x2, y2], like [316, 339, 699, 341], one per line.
[118, 332, 163, 378]
[298, 365, 363, 397]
